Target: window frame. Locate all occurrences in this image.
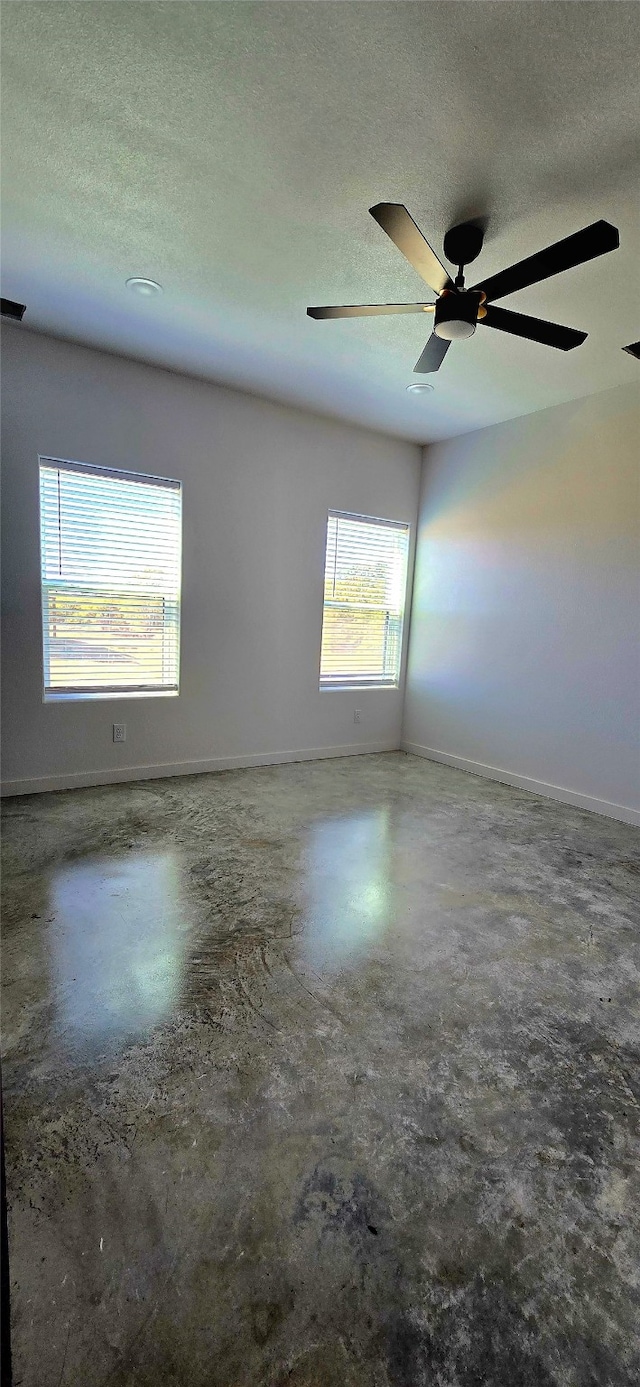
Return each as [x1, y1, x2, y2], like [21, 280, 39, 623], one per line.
[38, 455, 183, 703]
[318, 508, 411, 692]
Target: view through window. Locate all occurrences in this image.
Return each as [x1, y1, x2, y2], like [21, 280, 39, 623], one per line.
[320, 510, 409, 689]
[39, 458, 182, 697]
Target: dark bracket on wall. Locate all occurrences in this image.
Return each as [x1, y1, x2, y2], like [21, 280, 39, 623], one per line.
[1, 299, 26, 322]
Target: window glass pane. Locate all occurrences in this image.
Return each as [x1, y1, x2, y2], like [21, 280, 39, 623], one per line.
[320, 511, 409, 688]
[39, 459, 181, 696]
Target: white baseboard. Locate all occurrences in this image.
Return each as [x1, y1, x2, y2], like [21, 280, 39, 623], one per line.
[5, 742, 638, 826]
[0, 740, 398, 797]
[401, 741, 640, 828]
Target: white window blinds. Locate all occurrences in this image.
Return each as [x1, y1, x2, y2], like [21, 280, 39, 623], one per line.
[320, 510, 410, 689]
[39, 458, 182, 697]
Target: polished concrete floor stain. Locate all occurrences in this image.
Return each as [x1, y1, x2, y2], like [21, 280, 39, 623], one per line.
[2, 753, 639, 1386]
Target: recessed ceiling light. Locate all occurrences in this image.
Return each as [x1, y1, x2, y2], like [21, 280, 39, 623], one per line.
[406, 382, 434, 394]
[126, 277, 163, 296]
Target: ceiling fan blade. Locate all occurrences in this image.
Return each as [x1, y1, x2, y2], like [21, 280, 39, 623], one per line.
[307, 302, 435, 319]
[414, 334, 451, 373]
[481, 304, 587, 350]
[370, 203, 454, 295]
[472, 220, 619, 303]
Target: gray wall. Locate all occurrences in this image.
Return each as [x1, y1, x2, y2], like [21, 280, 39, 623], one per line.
[403, 383, 640, 824]
[1, 327, 420, 792]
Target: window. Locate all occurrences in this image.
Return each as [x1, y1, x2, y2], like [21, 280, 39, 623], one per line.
[319, 510, 410, 689]
[39, 458, 182, 698]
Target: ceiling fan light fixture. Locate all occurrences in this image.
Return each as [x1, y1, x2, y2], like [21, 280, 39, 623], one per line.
[434, 290, 478, 341]
[406, 382, 434, 394]
[434, 319, 476, 341]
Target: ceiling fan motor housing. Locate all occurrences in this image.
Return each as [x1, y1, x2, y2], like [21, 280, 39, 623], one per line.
[434, 290, 482, 341]
[442, 222, 485, 269]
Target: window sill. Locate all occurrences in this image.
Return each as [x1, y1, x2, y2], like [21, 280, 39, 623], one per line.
[44, 689, 179, 703]
[319, 683, 399, 693]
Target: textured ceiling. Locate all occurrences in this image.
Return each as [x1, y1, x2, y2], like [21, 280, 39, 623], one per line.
[2, 1, 639, 443]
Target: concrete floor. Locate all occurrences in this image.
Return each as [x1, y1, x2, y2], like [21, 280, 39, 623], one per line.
[2, 752, 639, 1387]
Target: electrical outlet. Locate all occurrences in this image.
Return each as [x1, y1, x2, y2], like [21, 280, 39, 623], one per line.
[354, 709, 362, 724]
[113, 723, 127, 743]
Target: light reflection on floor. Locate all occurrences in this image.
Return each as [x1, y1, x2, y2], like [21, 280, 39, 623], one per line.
[48, 851, 190, 1047]
[300, 808, 392, 972]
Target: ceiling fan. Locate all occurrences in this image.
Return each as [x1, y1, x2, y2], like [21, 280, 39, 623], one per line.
[307, 204, 619, 373]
